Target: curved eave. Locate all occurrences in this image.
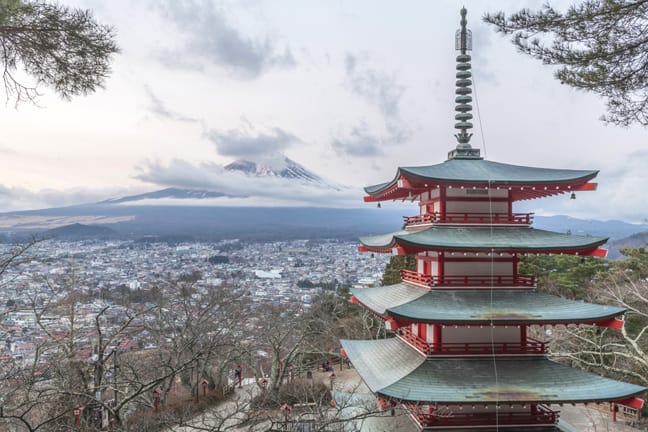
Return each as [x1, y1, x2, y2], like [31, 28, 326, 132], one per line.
[385, 290, 625, 325]
[364, 161, 599, 202]
[359, 227, 608, 256]
[342, 338, 646, 404]
[350, 284, 428, 316]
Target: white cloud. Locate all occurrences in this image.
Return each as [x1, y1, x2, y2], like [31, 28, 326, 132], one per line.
[134, 158, 360, 207]
[204, 121, 299, 159]
[153, 0, 295, 78]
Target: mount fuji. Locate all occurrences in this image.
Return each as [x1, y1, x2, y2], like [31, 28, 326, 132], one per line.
[106, 155, 348, 206]
[224, 156, 336, 188]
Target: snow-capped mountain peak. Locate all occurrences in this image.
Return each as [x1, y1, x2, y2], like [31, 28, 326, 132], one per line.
[224, 156, 326, 185]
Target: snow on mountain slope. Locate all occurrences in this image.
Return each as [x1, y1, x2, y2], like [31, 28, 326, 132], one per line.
[224, 156, 338, 189]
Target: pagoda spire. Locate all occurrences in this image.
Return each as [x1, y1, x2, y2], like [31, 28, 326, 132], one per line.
[448, 7, 481, 160]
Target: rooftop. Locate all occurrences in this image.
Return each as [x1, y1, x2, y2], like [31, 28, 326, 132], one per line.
[359, 226, 607, 255]
[351, 286, 625, 325]
[364, 159, 598, 202]
[341, 338, 645, 404]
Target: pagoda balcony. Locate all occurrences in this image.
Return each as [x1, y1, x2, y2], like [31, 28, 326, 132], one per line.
[403, 212, 534, 227]
[400, 270, 536, 288]
[399, 328, 547, 356]
[409, 404, 558, 428]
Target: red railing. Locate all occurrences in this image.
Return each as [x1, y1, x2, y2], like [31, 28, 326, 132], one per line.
[400, 270, 433, 286]
[400, 270, 536, 288]
[399, 328, 547, 356]
[399, 328, 430, 353]
[411, 405, 559, 427]
[403, 212, 534, 227]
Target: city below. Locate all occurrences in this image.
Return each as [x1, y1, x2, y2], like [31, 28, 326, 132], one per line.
[0, 238, 389, 363]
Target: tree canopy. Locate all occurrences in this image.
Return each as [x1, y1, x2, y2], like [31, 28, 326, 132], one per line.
[484, 1, 648, 126]
[0, 0, 118, 105]
[381, 255, 416, 286]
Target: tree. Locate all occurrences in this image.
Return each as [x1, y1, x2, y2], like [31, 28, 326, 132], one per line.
[550, 277, 648, 386]
[0, 0, 118, 105]
[381, 255, 415, 286]
[484, 1, 648, 126]
[540, 247, 648, 389]
[519, 254, 608, 299]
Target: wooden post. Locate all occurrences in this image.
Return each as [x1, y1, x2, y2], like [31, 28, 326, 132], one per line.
[73, 405, 83, 429]
[152, 389, 160, 413]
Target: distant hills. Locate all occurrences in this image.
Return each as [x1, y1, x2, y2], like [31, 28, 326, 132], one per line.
[0, 201, 647, 257]
[606, 232, 648, 259]
[532, 215, 648, 241]
[0, 204, 406, 242]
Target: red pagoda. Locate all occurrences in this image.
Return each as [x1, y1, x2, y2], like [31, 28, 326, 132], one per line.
[341, 8, 645, 431]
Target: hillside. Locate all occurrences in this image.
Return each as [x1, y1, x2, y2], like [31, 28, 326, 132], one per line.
[43, 223, 118, 240]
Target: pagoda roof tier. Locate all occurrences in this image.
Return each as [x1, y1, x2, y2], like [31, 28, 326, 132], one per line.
[351, 283, 427, 315]
[341, 338, 646, 404]
[359, 226, 607, 256]
[351, 286, 625, 325]
[364, 159, 598, 202]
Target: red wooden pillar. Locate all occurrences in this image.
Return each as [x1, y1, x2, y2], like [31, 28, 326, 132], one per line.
[512, 254, 519, 281]
[520, 325, 527, 349]
[433, 324, 442, 353]
[438, 252, 444, 284]
[439, 187, 446, 222]
[419, 323, 428, 342]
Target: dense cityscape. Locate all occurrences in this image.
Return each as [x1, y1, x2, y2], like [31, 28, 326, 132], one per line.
[0, 239, 389, 365]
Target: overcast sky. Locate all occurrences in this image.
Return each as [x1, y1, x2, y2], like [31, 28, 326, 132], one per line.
[1, 0, 646, 222]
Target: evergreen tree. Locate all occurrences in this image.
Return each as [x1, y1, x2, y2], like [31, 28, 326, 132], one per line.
[0, 0, 118, 105]
[381, 255, 416, 286]
[485, 1, 648, 126]
[520, 254, 608, 299]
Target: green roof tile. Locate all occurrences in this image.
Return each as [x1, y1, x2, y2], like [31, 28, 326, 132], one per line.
[351, 284, 428, 315]
[385, 289, 625, 324]
[365, 159, 598, 195]
[340, 338, 425, 392]
[359, 226, 607, 252]
[342, 338, 645, 404]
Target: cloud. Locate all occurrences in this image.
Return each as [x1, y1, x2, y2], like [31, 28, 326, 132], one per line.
[134, 158, 359, 207]
[0, 145, 17, 155]
[154, 0, 295, 78]
[144, 85, 200, 123]
[204, 122, 299, 159]
[332, 123, 383, 157]
[0, 184, 140, 212]
[336, 53, 411, 156]
[345, 53, 405, 118]
[518, 149, 648, 223]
